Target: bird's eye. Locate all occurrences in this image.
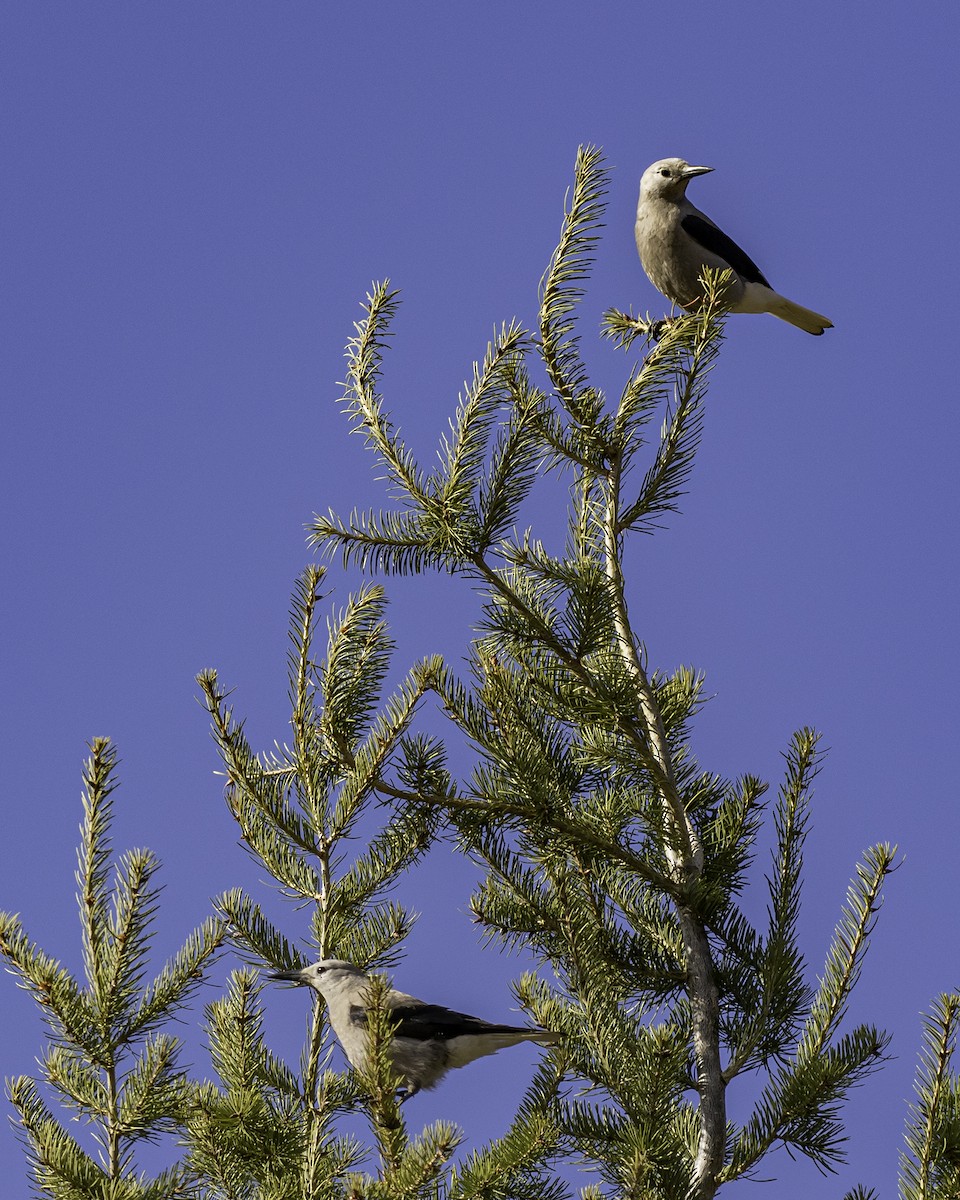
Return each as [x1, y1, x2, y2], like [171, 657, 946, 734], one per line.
[660, 168, 672, 178]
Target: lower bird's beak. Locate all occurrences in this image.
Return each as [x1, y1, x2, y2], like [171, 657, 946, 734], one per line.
[268, 969, 306, 983]
[681, 164, 713, 178]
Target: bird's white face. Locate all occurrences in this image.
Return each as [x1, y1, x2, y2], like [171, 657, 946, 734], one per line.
[640, 158, 713, 200]
[274, 959, 365, 997]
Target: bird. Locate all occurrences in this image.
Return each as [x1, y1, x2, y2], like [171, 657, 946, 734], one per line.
[268, 959, 559, 1098]
[634, 158, 833, 335]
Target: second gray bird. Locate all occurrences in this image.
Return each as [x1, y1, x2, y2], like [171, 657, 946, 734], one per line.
[269, 960, 559, 1098]
[635, 158, 833, 335]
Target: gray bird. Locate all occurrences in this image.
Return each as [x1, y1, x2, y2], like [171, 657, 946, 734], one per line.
[269, 960, 559, 1098]
[635, 158, 833, 335]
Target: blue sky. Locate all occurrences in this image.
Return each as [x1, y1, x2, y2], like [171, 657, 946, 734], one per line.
[1, 4, 958, 1196]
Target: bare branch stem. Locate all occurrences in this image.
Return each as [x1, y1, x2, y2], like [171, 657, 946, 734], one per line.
[602, 443, 723, 1200]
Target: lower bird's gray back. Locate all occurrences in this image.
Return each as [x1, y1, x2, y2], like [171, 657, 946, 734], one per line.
[267, 959, 559, 1099]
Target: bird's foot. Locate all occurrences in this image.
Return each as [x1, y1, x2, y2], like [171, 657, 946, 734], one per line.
[645, 316, 681, 340]
[602, 307, 669, 350]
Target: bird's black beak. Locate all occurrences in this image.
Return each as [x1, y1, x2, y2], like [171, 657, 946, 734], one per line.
[268, 969, 306, 984]
[681, 164, 713, 178]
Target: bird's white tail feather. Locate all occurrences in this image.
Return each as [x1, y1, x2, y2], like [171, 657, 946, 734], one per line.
[768, 294, 833, 336]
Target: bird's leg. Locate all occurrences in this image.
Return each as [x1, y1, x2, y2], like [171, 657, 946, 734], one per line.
[646, 316, 681, 340]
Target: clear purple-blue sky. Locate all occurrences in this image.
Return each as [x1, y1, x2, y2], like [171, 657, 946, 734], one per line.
[1, 5, 957, 1196]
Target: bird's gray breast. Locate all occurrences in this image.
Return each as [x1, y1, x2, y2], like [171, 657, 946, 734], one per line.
[635, 203, 744, 311]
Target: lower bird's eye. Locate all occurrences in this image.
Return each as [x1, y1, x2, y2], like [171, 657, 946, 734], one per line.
[660, 168, 671, 177]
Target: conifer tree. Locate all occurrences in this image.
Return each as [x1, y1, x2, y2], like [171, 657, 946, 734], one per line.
[0, 738, 223, 1198]
[900, 994, 960, 1200]
[5, 146, 960, 1200]
[192, 573, 480, 1200]
[308, 145, 897, 1199]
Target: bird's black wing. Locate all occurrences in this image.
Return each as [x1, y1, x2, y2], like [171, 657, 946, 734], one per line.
[350, 1002, 524, 1042]
[681, 213, 772, 288]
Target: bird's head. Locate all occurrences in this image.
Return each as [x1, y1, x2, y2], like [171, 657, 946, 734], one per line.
[268, 959, 367, 998]
[640, 158, 713, 200]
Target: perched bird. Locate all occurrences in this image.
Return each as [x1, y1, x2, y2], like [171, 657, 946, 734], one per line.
[634, 158, 833, 335]
[269, 959, 559, 1098]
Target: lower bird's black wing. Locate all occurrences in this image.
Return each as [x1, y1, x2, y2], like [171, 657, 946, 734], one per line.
[350, 1002, 524, 1042]
[681, 213, 772, 288]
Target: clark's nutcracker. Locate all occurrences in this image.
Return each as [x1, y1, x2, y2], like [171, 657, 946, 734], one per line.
[269, 960, 559, 1098]
[635, 158, 833, 335]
